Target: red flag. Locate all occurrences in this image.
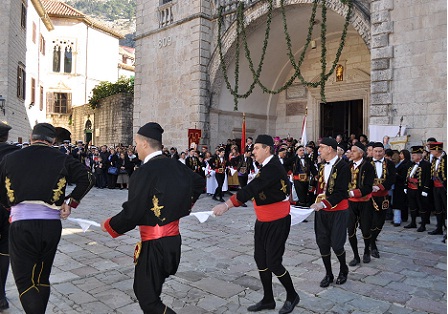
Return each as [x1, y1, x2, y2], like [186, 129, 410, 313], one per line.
[241, 113, 246, 153]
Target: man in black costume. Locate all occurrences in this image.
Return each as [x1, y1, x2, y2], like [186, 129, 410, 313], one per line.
[0, 122, 19, 310]
[0, 123, 94, 314]
[102, 122, 204, 314]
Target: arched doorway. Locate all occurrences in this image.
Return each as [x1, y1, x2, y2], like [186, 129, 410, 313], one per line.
[85, 119, 92, 145]
[208, 1, 371, 146]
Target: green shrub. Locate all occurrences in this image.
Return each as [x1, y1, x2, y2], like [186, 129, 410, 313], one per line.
[88, 76, 134, 109]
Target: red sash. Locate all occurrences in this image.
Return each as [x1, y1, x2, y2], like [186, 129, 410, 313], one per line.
[407, 178, 418, 190]
[253, 200, 290, 222]
[139, 220, 180, 241]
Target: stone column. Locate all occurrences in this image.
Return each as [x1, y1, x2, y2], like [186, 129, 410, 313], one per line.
[370, 0, 394, 125]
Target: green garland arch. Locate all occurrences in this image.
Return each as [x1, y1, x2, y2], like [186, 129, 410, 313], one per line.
[217, 0, 353, 110]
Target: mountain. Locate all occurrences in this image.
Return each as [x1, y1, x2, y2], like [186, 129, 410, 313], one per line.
[66, 0, 136, 47]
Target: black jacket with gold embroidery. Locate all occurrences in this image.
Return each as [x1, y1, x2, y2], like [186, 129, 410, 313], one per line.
[109, 155, 205, 231]
[0, 143, 94, 208]
[235, 156, 290, 205]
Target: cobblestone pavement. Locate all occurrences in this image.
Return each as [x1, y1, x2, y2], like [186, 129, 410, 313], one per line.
[2, 187, 446, 314]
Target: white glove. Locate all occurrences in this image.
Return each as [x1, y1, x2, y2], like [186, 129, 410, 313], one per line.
[421, 191, 428, 197]
[372, 186, 380, 193]
[349, 191, 354, 197]
[404, 189, 407, 194]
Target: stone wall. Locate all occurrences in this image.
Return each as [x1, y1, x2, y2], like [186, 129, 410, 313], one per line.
[70, 93, 133, 147]
[370, 0, 447, 146]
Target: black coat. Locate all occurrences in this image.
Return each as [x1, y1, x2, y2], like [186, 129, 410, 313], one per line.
[109, 155, 204, 229]
[0, 144, 94, 208]
[235, 156, 290, 206]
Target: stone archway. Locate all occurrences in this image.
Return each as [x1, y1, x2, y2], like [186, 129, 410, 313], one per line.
[207, 0, 372, 146]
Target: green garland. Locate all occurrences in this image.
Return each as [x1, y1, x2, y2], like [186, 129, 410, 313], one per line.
[217, 0, 353, 109]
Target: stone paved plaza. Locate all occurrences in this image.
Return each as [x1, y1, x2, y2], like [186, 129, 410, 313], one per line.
[2, 187, 446, 314]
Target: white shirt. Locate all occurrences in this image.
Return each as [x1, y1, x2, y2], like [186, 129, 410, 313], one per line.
[324, 155, 338, 184]
[262, 155, 274, 167]
[373, 158, 384, 178]
[409, 163, 419, 178]
[143, 151, 163, 164]
[353, 158, 363, 169]
[435, 153, 445, 171]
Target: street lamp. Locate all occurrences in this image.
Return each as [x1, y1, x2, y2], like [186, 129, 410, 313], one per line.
[0, 96, 5, 115]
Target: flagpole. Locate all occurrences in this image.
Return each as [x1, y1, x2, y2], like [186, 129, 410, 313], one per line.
[241, 113, 246, 153]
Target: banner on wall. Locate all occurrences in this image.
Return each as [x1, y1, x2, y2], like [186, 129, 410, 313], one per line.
[188, 129, 202, 150]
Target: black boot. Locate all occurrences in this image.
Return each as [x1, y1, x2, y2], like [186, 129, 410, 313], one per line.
[404, 210, 417, 228]
[428, 213, 444, 235]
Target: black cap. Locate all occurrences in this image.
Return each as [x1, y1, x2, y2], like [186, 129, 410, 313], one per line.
[366, 141, 375, 148]
[411, 146, 424, 154]
[0, 121, 11, 137]
[427, 137, 437, 142]
[63, 140, 70, 144]
[278, 147, 287, 153]
[372, 142, 384, 149]
[32, 123, 56, 139]
[320, 137, 338, 150]
[255, 134, 274, 147]
[352, 141, 366, 151]
[137, 122, 164, 142]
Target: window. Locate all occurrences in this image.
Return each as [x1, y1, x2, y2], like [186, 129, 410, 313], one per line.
[21, 2, 27, 29]
[32, 23, 36, 43]
[31, 78, 36, 105]
[52, 40, 75, 73]
[39, 86, 43, 111]
[53, 46, 61, 72]
[64, 46, 72, 73]
[17, 64, 26, 100]
[40, 35, 46, 55]
[47, 92, 71, 114]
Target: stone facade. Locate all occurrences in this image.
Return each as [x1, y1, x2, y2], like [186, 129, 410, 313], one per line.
[70, 93, 133, 147]
[0, 0, 33, 142]
[135, 0, 446, 149]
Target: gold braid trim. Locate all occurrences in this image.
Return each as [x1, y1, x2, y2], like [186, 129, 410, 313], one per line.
[348, 165, 359, 190]
[372, 160, 387, 184]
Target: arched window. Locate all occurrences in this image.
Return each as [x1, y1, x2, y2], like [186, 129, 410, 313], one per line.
[53, 45, 61, 72]
[64, 46, 72, 73]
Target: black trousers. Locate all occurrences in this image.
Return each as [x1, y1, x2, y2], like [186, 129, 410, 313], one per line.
[314, 209, 348, 256]
[407, 189, 425, 215]
[371, 196, 389, 232]
[238, 174, 248, 188]
[293, 180, 309, 205]
[254, 215, 290, 276]
[433, 187, 447, 216]
[348, 201, 373, 239]
[134, 235, 181, 314]
[214, 173, 225, 198]
[9, 220, 62, 314]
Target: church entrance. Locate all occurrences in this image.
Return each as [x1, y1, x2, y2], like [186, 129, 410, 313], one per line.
[320, 99, 363, 139]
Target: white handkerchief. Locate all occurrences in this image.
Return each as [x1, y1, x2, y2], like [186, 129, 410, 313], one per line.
[190, 211, 215, 223]
[290, 206, 314, 226]
[67, 217, 101, 232]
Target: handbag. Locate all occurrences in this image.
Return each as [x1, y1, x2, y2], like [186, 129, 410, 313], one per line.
[108, 166, 118, 175]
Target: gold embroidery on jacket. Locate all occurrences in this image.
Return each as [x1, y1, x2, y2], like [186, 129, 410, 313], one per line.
[51, 178, 67, 203]
[150, 195, 165, 221]
[5, 177, 14, 203]
[259, 192, 266, 200]
[280, 179, 288, 194]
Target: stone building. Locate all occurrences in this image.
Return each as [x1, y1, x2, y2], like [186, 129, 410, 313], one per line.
[0, 0, 36, 142]
[134, 0, 446, 150]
